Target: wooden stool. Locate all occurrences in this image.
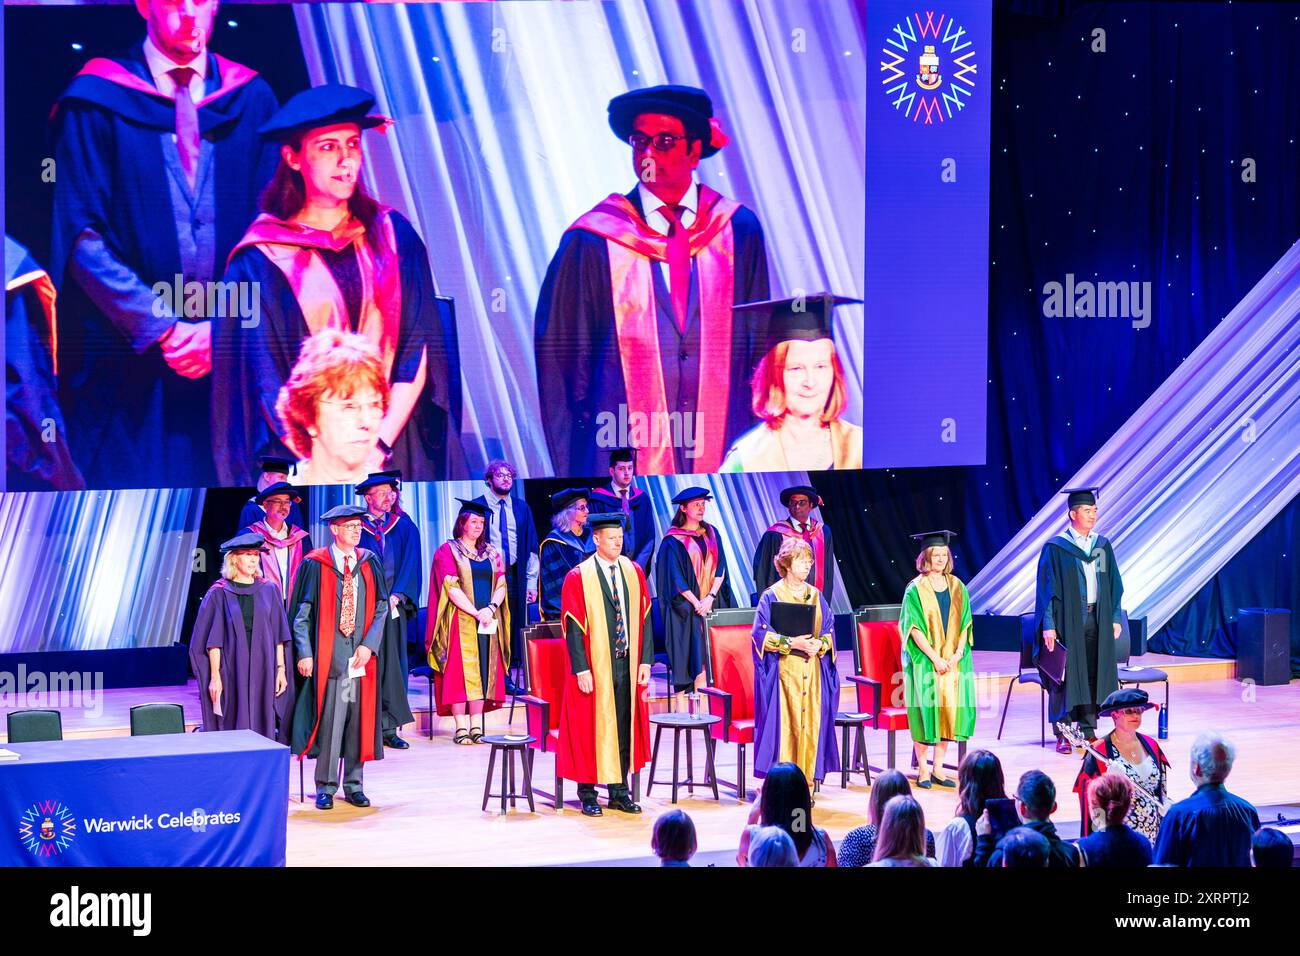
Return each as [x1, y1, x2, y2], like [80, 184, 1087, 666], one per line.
[834, 713, 872, 788]
[647, 713, 721, 804]
[481, 734, 536, 814]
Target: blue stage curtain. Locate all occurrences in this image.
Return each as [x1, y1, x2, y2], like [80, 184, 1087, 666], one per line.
[0, 489, 204, 652]
[291, 0, 866, 475]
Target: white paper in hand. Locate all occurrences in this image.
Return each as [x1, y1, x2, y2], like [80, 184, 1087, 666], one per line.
[347, 655, 367, 679]
[477, 617, 497, 635]
[212, 693, 224, 717]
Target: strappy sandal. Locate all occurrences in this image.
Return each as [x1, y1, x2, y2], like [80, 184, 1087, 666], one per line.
[469, 724, 486, 744]
[453, 728, 472, 745]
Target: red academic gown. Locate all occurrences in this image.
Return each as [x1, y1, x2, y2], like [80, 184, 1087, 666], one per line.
[556, 557, 652, 784]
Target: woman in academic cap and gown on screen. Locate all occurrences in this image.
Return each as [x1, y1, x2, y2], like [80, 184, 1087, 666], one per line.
[188, 532, 295, 743]
[426, 499, 510, 744]
[213, 83, 461, 486]
[721, 294, 863, 472]
[898, 531, 976, 789]
[752, 536, 840, 788]
[655, 486, 733, 709]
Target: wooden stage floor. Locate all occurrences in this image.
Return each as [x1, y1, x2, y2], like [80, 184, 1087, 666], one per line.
[3, 652, 1297, 866]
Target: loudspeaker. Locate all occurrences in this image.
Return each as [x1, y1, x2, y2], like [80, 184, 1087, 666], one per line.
[1237, 608, 1291, 686]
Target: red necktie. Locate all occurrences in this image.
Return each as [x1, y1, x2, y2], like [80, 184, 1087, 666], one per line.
[340, 557, 356, 638]
[168, 67, 199, 188]
[661, 204, 691, 334]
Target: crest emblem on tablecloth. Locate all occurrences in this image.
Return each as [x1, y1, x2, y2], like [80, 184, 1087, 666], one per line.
[18, 800, 77, 857]
[881, 11, 978, 123]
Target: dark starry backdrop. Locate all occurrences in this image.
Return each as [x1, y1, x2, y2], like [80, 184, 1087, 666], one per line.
[820, 0, 1299, 663]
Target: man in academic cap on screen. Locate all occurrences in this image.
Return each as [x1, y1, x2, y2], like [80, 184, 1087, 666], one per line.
[1034, 487, 1124, 753]
[290, 503, 389, 809]
[534, 84, 770, 476]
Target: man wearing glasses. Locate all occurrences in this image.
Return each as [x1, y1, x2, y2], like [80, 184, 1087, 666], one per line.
[534, 85, 770, 477]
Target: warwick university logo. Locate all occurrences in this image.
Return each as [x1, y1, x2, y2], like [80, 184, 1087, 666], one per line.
[19, 799, 78, 858]
[880, 11, 978, 124]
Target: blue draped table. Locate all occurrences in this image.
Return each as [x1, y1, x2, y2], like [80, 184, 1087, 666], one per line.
[0, 729, 288, 866]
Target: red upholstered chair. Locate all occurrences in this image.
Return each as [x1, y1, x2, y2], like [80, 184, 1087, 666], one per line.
[700, 607, 757, 799]
[519, 622, 567, 809]
[851, 614, 904, 768]
[519, 620, 640, 809]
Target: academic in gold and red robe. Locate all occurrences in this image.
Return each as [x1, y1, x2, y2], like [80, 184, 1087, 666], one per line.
[425, 540, 511, 714]
[557, 555, 653, 785]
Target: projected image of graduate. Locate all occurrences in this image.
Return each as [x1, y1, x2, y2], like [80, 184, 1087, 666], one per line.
[213, 84, 461, 487]
[534, 85, 769, 477]
[49, 0, 280, 489]
[721, 293, 863, 472]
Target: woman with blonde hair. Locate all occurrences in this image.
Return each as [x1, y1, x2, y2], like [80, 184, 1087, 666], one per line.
[187, 532, 294, 742]
[868, 795, 938, 867]
[898, 530, 976, 788]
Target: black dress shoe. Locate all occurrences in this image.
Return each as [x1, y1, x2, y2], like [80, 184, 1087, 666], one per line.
[505, 678, 524, 696]
[344, 791, 371, 808]
[384, 734, 410, 750]
[1055, 737, 1073, 755]
[580, 801, 603, 816]
[315, 792, 334, 810]
[607, 795, 642, 814]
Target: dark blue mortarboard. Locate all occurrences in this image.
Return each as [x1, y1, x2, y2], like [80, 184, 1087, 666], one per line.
[322, 504, 368, 523]
[550, 488, 590, 512]
[258, 84, 388, 142]
[255, 481, 302, 505]
[671, 486, 713, 505]
[220, 532, 267, 554]
[588, 513, 626, 531]
[910, 530, 956, 550]
[355, 472, 400, 495]
[258, 456, 294, 476]
[607, 84, 722, 157]
[456, 498, 491, 520]
[780, 485, 822, 507]
[1063, 487, 1100, 508]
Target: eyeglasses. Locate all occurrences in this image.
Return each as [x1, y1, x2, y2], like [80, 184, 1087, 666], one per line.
[1116, 707, 1146, 716]
[491, 471, 514, 479]
[628, 132, 689, 153]
[320, 398, 384, 417]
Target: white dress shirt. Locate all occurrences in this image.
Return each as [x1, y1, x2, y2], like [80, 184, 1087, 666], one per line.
[1065, 526, 1099, 604]
[142, 36, 207, 101]
[594, 554, 628, 620]
[637, 180, 699, 287]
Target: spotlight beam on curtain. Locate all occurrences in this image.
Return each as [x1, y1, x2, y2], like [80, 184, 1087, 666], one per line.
[292, 0, 865, 475]
[969, 239, 1300, 633]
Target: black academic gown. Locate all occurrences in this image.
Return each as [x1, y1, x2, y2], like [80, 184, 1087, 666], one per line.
[654, 528, 735, 690]
[751, 522, 837, 605]
[50, 44, 279, 488]
[213, 212, 462, 485]
[359, 510, 420, 732]
[1034, 535, 1123, 723]
[534, 187, 769, 477]
[4, 237, 84, 491]
[288, 549, 388, 761]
